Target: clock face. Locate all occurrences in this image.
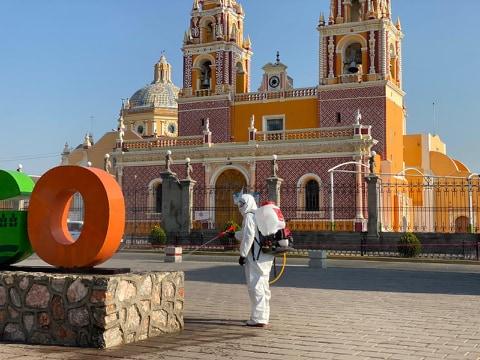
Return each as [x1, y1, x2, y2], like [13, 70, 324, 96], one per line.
[269, 75, 280, 89]
[168, 123, 176, 134]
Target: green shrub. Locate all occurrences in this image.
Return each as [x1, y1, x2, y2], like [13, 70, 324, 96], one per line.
[150, 225, 167, 246]
[398, 233, 422, 258]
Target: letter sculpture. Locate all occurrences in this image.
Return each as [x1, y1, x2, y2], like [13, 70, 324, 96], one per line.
[27, 166, 125, 268]
[0, 170, 35, 264]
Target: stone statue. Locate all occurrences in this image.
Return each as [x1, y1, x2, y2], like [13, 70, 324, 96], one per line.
[205, 118, 210, 132]
[272, 154, 279, 178]
[250, 115, 255, 129]
[166, 150, 173, 172]
[369, 151, 376, 174]
[104, 154, 112, 174]
[185, 157, 193, 179]
[355, 109, 362, 125]
[118, 113, 125, 145]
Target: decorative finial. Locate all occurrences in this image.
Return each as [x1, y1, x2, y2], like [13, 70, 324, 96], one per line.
[276, 51, 280, 64]
[396, 17, 402, 31]
[87, 161, 92, 168]
[243, 35, 251, 49]
[319, 12, 325, 26]
[62, 142, 70, 155]
[83, 133, 92, 149]
[16, 164, 23, 172]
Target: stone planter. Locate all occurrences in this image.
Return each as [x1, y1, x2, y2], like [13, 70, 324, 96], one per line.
[0, 271, 184, 348]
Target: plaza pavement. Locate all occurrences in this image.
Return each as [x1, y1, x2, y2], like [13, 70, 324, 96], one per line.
[1, 252, 480, 359]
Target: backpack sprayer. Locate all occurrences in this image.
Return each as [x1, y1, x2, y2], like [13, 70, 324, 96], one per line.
[255, 202, 294, 285]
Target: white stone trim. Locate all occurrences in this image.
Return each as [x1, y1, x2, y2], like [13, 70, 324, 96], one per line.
[147, 178, 163, 213]
[296, 173, 325, 216]
[209, 164, 250, 188]
[335, 34, 368, 54]
[192, 53, 216, 68]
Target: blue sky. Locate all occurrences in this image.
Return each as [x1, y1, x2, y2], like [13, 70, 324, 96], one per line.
[0, 0, 479, 175]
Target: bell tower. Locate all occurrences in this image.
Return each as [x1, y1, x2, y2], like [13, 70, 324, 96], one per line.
[181, 0, 252, 97]
[318, 0, 402, 87]
[317, 0, 405, 174]
[178, 0, 252, 143]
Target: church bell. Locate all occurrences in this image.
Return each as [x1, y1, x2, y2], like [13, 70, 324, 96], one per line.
[348, 61, 359, 74]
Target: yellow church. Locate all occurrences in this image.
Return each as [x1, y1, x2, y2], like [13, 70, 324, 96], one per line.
[63, 0, 478, 236]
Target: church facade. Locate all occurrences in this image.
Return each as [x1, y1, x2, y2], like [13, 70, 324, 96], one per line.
[64, 0, 478, 235]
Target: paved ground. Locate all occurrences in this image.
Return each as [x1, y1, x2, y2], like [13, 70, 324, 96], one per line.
[1, 252, 480, 359]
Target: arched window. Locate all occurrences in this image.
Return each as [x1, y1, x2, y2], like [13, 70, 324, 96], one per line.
[200, 60, 212, 89]
[203, 21, 214, 43]
[305, 180, 320, 211]
[344, 43, 362, 74]
[155, 183, 162, 213]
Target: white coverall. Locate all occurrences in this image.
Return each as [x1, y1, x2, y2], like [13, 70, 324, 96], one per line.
[235, 194, 274, 325]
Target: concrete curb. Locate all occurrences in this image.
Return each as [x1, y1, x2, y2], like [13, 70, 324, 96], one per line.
[119, 248, 480, 266]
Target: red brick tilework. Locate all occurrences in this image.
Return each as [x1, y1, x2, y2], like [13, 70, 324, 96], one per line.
[178, 100, 231, 142]
[318, 86, 386, 157]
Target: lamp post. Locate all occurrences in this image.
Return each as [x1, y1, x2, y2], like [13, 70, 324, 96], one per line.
[328, 161, 369, 231]
[468, 173, 479, 233]
[395, 167, 427, 232]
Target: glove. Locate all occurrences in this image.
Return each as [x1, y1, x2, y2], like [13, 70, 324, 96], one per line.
[238, 256, 246, 266]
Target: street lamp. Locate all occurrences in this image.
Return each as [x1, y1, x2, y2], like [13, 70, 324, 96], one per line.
[328, 161, 369, 231]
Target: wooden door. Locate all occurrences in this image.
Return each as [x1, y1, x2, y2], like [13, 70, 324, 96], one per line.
[215, 169, 247, 230]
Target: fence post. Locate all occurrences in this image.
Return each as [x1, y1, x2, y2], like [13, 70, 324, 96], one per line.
[180, 178, 196, 233]
[267, 177, 283, 206]
[365, 174, 380, 241]
[160, 170, 182, 235]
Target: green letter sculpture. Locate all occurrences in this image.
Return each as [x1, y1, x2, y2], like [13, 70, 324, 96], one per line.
[0, 170, 35, 264]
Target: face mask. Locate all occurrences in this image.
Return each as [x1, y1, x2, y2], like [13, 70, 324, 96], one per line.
[238, 199, 247, 215]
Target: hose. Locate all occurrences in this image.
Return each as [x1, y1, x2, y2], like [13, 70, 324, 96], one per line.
[269, 253, 287, 285]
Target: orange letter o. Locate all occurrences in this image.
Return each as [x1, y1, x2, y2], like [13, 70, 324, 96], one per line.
[28, 166, 125, 268]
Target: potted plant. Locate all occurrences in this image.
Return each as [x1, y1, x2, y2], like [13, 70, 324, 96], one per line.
[397, 233, 422, 258]
[150, 225, 167, 248]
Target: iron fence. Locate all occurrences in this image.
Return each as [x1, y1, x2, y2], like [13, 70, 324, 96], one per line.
[378, 177, 480, 234]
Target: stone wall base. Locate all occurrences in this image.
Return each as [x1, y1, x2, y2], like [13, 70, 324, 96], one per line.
[0, 270, 184, 348]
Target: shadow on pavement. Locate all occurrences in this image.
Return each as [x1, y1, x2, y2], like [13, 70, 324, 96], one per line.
[184, 264, 480, 296]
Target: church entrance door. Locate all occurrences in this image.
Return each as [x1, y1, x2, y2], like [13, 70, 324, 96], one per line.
[215, 169, 247, 230]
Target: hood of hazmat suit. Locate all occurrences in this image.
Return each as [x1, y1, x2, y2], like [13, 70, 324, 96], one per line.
[238, 193, 257, 217]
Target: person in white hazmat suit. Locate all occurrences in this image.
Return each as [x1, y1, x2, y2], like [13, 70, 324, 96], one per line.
[235, 194, 274, 327]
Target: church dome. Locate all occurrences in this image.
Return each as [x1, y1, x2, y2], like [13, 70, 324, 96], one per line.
[129, 55, 179, 110]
